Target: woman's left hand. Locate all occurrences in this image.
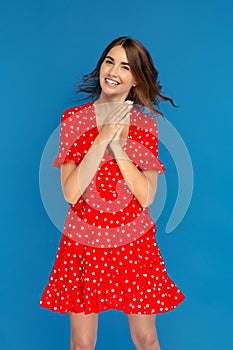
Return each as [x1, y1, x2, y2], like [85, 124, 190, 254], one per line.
[108, 123, 128, 157]
[111, 124, 126, 145]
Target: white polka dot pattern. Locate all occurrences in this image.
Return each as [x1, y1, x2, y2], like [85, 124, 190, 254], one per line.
[40, 102, 185, 314]
[52, 102, 165, 248]
[40, 227, 185, 314]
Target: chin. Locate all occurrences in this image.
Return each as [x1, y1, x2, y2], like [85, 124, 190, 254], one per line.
[100, 89, 127, 102]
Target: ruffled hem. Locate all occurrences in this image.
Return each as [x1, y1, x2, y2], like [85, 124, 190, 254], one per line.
[40, 228, 185, 315]
[40, 291, 185, 315]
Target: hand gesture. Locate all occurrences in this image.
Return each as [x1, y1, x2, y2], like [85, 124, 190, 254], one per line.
[95, 101, 133, 148]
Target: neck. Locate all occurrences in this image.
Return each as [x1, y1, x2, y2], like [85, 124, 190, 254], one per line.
[95, 93, 126, 105]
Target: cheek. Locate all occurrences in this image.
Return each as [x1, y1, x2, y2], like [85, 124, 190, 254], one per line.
[126, 77, 135, 89]
[99, 65, 104, 78]
[99, 63, 107, 77]
[125, 72, 136, 85]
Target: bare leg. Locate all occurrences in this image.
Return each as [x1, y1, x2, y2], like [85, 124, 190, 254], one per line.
[127, 314, 160, 350]
[69, 312, 98, 350]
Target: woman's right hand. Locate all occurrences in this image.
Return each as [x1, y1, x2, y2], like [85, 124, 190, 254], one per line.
[96, 101, 133, 145]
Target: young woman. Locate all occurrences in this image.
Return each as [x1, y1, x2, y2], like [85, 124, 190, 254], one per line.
[40, 37, 185, 350]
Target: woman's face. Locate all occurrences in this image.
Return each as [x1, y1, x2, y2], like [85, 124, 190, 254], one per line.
[98, 45, 136, 102]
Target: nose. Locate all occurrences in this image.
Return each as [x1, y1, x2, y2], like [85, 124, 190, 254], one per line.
[108, 64, 119, 77]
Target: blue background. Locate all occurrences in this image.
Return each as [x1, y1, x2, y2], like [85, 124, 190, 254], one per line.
[1, 0, 232, 349]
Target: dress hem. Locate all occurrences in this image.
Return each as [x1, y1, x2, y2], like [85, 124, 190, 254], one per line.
[40, 294, 185, 316]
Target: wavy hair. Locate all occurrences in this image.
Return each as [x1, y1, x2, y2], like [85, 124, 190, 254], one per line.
[77, 36, 176, 116]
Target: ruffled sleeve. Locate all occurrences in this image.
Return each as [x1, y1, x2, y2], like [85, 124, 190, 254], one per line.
[127, 112, 165, 174]
[53, 107, 83, 168]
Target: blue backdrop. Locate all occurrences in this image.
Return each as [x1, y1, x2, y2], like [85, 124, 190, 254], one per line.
[1, 0, 232, 349]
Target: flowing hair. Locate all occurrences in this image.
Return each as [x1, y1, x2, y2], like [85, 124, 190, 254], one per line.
[77, 36, 176, 116]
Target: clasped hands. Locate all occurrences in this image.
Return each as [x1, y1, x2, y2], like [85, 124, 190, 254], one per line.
[96, 101, 133, 157]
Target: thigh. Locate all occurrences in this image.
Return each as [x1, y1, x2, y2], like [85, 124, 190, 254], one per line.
[69, 312, 99, 340]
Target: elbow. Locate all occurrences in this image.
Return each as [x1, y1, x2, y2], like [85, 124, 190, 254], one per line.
[62, 182, 82, 205]
[63, 191, 79, 205]
[64, 195, 77, 205]
[62, 184, 84, 205]
[67, 199, 77, 205]
[140, 190, 157, 208]
[139, 196, 153, 208]
[140, 198, 153, 208]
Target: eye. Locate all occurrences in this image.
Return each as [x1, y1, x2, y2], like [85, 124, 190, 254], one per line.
[122, 65, 130, 71]
[105, 59, 113, 65]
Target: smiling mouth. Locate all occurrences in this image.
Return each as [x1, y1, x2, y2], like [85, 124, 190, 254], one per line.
[105, 78, 120, 86]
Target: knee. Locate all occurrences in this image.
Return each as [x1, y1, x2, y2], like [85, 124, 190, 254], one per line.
[131, 330, 160, 350]
[71, 335, 97, 350]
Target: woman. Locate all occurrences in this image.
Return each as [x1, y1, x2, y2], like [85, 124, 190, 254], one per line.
[40, 37, 185, 350]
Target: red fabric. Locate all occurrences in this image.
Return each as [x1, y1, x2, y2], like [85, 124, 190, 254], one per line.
[40, 102, 185, 314]
[40, 228, 185, 315]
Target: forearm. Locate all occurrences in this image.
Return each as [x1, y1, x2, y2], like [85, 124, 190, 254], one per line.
[112, 148, 157, 207]
[62, 135, 107, 204]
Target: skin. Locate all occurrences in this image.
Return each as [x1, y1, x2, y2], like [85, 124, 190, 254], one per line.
[61, 45, 161, 350]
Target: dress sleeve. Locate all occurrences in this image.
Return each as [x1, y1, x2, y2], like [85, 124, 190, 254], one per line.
[53, 108, 82, 168]
[135, 117, 165, 174]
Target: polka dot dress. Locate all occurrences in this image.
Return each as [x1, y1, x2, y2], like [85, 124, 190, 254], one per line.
[40, 102, 185, 314]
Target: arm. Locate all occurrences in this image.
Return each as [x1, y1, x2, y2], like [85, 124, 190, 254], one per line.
[110, 146, 158, 208]
[61, 134, 108, 204]
[61, 106, 131, 204]
[60, 102, 136, 205]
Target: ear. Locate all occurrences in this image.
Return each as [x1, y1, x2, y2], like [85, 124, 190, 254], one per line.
[132, 76, 137, 87]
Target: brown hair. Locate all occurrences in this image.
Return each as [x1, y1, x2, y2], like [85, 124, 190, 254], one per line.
[77, 36, 176, 116]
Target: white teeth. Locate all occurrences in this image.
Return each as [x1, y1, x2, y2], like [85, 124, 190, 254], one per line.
[106, 78, 119, 85]
[126, 100, 133, 105]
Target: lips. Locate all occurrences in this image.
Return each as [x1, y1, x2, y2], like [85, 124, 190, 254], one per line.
[105, 78, 120, 86]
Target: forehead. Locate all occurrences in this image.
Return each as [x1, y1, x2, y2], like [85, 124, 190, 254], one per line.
[106, 45, 128, 62]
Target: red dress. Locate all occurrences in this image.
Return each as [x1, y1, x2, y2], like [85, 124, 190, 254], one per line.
[40, 102, 185, 314]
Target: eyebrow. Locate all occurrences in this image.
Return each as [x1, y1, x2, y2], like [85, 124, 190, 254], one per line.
[106, 55, 130, 66]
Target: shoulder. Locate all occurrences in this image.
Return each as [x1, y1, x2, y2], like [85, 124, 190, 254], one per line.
[61, 102, 94, 122]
